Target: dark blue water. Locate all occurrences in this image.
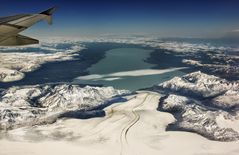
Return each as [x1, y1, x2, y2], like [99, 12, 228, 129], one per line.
[0, 43, 147, 89]
[1, 39, 235, 90]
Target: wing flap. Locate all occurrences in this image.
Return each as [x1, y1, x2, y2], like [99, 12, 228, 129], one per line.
[2, 23, 27, 29]
[0, 34, 39, 46]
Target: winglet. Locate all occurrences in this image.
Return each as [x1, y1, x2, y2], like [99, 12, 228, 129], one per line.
[40, 7, 56, 16]
[40, 7, 56, 25]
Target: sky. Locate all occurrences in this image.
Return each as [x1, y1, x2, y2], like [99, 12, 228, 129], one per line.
[1, 0, 239, 38]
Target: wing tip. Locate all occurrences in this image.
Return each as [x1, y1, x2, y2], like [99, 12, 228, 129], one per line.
[40, 7, 56, 16]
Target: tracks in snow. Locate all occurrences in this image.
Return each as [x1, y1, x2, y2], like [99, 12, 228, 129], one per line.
[120, 93, 151, 155]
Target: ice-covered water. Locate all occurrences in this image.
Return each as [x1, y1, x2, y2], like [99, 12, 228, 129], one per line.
[74, 48, 188, 90]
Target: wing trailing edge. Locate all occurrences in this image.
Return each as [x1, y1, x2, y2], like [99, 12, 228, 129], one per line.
[0, 35, 39, 46]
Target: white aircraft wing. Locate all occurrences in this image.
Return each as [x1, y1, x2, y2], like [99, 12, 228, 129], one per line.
[0, 7, 56, 46]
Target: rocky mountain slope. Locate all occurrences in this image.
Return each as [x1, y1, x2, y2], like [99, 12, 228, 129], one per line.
[0, 84, 129, 130]
[152, 71, 239, 141]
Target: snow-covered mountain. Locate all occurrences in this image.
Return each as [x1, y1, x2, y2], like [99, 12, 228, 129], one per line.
[151, 71, 239, 141]
[0, 84, 129, 130]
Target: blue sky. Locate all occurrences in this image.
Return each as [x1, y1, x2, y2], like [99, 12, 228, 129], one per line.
[1, 0, 239, 38]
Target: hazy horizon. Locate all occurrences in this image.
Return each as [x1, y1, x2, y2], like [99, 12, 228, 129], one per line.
[1, 0, 239, 38]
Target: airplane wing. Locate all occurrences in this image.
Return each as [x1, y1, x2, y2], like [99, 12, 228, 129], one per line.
[0, 34, 39, 46]
[0, 7, 56, 46]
